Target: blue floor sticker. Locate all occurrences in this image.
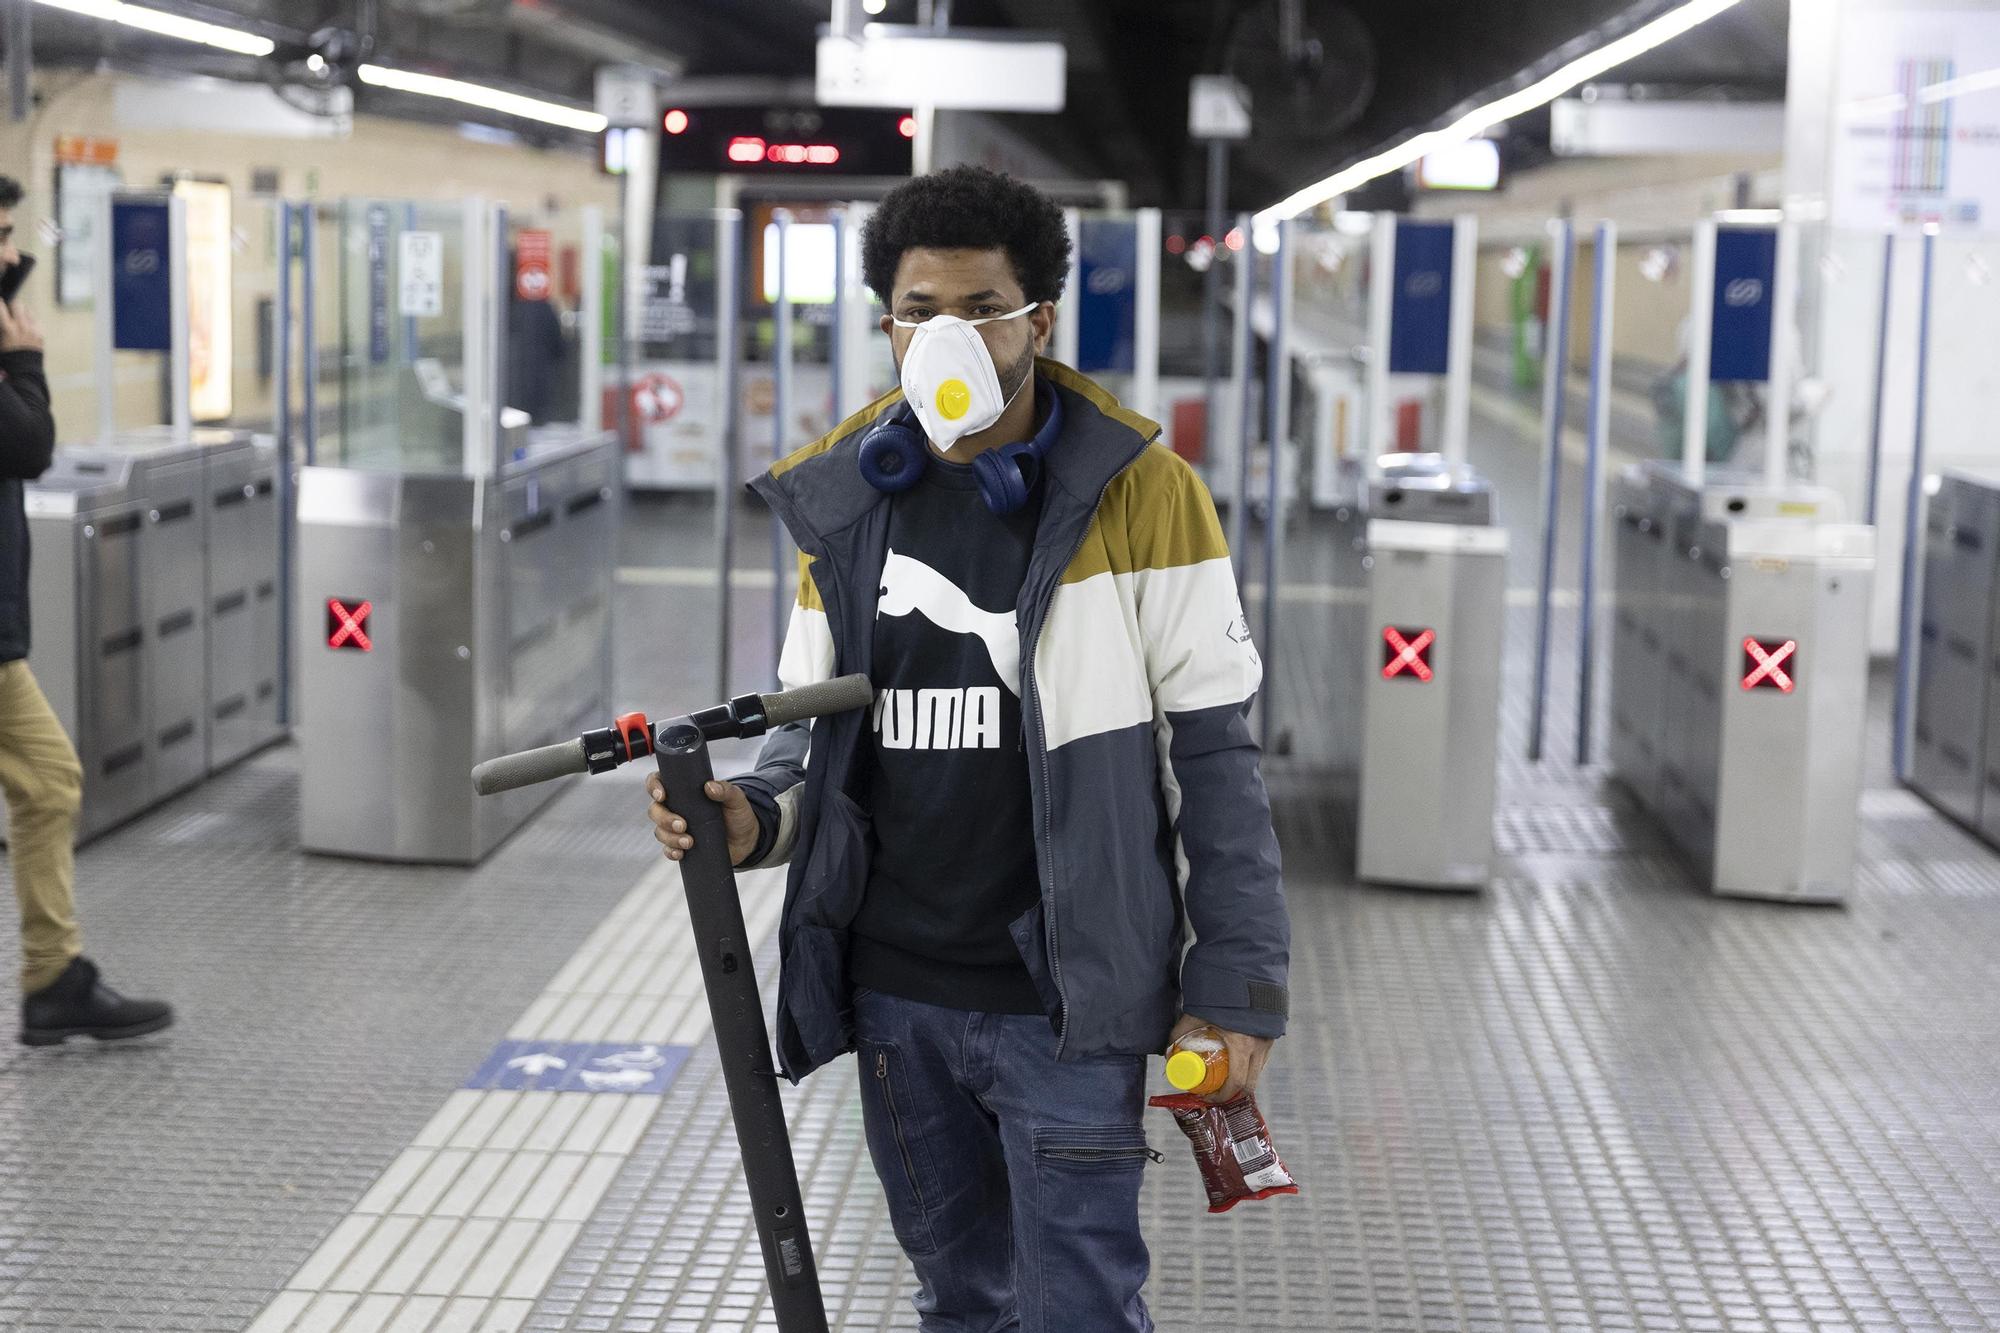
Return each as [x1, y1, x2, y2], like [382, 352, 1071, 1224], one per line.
[464, 1041, 693, 1094]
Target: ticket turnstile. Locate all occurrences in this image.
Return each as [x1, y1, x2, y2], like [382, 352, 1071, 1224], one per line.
[1330, 455, 1508, 890]
[1608, 463, 1873, 902]
[24, 460, 152, 839]
[1909, 470, 2000, 844]
[296, 432, 619, 864]
[23, 428, 285, 841]
[203, 435, 285, 768]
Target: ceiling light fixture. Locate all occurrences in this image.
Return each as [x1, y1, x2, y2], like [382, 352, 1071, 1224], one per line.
[357, 63, 608, 133]
[1255, 0, 1746, 225]
[32, 0, 276, 57]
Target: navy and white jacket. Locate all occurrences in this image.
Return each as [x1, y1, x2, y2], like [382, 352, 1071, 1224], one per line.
[735, 359, 1290, 1081]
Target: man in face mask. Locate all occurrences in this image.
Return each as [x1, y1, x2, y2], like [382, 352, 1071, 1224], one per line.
[645, 166, 1289, 1331]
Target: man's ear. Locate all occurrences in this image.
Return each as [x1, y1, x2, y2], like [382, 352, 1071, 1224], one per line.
[878, 312, 894, 337]
[1032, 301, 1056, 354]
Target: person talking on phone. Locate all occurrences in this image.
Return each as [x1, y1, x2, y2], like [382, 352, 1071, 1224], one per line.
[0, 174, 173, 1046]
[645, 166, 1288, 1331]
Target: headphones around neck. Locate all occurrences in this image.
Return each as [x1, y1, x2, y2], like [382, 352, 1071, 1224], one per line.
[856, 381, 1065, 517]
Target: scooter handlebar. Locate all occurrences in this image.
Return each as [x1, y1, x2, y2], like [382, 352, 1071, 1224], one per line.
[761, 674, 874, 728]
[470, 674, 875, 797]
[470, 737, 588, 796]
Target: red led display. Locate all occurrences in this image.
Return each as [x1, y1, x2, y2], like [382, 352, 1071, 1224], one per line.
[1741, 637, 1797, 692]
[1382, 626, 1435, 682]
[725, 136, 841, 166]
[327, 598, 373, 652]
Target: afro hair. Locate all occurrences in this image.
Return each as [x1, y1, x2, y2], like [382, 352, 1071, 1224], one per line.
[861, 165, 1070, 307]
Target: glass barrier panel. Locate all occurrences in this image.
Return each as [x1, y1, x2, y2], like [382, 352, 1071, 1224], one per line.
[310, 198, 470, 473]
[1286, 220, 1372, 506]
[624, 209, 737, 491]
[741, 203, 841, 479]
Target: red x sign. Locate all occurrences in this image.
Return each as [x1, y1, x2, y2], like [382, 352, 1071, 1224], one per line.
[1741, 636, 1796, 692]
[327, 598, 373, 652]
[1382, 626, 1435, 681]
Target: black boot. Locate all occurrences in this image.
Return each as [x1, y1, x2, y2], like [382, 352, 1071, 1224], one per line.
[20, 957, 174, 1046]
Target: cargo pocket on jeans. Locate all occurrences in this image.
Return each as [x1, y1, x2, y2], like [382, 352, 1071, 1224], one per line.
[856, 1037, 939, 1256]
[1032, 1124, 1163, 1173]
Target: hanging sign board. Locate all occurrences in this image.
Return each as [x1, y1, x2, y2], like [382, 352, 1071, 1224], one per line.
[815, 29, 1066, 111]
[1188, 76, 1252, 141]
[1077, 217, 1137, 375]
[110, 198, 171, 352]
[593, 66, 658, 130]
[1708, 227, 1776, 384]
[1387, 220, 1454, 376]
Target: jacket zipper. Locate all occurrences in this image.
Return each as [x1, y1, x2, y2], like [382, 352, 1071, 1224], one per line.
[1024, 440, 1152, 1059]
[875, 1051, 925, 1208]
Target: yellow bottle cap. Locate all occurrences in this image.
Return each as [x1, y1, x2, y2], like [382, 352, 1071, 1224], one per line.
[1165, 1049, 1209, 1091]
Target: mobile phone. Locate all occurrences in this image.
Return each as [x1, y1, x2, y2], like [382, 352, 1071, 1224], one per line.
[1, 253, 36, 304]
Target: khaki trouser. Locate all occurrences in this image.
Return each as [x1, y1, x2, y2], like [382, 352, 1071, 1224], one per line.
[0, 659, 83, 993]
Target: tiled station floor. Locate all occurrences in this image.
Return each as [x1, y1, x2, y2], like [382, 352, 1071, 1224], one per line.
[5, 382, 1998, 1331]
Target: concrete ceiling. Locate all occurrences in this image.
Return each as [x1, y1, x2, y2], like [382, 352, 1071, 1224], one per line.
[11, 0, 1792, 209]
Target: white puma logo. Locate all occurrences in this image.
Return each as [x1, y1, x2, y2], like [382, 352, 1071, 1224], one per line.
[877, 549, 1021, 696]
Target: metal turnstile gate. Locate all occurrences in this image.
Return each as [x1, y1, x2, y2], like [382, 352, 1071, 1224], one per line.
[1333, 456, 1509, 889]
[1608, 463, 1874, 901]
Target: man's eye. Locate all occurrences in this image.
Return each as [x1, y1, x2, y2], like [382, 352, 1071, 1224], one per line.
[903, 309, 932, 322]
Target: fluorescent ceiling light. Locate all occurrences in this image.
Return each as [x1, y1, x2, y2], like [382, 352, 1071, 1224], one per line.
[1255, 0, 1745, 225]
[33, 0, 275, 56]
[357, 63, 607, 133]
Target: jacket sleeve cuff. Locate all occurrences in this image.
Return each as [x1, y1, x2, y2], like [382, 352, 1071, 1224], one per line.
[1179, 956, 1289, 1039]
[730, 775, 782, 868]
[0, 349, 43, 376]
[732, 776, 805, 870]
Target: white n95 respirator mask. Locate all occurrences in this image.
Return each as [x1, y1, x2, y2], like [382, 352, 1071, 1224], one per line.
[892, 303, 1038, 452]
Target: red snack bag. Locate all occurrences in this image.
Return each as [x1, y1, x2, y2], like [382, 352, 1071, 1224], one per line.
[1148, 1090, 1300, 1213]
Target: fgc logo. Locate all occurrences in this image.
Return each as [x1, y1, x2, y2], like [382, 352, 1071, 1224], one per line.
[1723, 277, 1764, 308]
[1405, 270, 1444, 298]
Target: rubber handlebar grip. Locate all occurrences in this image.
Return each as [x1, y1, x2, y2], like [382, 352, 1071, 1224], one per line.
[760, 673, 875, 728]
[470, 737, 588, 796]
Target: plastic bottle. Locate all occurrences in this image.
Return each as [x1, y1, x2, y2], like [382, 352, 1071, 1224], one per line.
[1164, 1025, 1229, 1096]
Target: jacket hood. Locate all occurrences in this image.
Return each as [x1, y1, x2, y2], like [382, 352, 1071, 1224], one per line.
[749, 358, 1162, 557]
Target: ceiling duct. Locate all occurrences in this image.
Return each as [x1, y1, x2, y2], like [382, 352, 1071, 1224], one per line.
[503, 0, 685, 79]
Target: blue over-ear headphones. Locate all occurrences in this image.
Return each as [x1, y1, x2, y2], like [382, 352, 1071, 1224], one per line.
[857, 382, 1065, 517]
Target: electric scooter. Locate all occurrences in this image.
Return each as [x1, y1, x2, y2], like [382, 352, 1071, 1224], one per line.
[471, 674, 875, 1333]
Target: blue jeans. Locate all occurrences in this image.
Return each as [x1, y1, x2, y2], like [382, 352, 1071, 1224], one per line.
[850, 988, 1159, 1332]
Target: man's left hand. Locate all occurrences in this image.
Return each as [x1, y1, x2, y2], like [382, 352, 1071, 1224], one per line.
[1168, 1013, 1276, 1105]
